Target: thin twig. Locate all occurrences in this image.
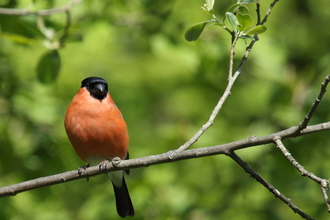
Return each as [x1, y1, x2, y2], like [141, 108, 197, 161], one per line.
[228, 34, 239, 80]
[177, 37, 258, 151]
[177, 0, 280, 151]
[59, 10, 72, 47]
[273, 137, 330, 212]
[298, 74, 330, 130]
[1, 121, 330, 198]
[261, 0, 279, 25]
[0, 0, 83, 16]
[256, 2, 261, 25]
[227, 151, 315, 220]
[321, 182, 330, 213]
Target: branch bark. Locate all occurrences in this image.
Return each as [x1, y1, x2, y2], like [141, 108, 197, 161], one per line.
[0, 0, 83, 16]
[228, 151, 315, 220]
[1, 121, 329, 198]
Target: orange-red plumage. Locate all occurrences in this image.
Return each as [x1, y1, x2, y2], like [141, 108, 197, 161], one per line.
[64, 77, 134, 218]
[65, 87, 128, 163]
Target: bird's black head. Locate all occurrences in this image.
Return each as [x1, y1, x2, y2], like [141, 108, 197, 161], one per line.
[81, 77, 109, 100]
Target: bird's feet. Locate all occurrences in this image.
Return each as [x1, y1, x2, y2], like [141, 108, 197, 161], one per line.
[78, 164, 90, 181]
[78, 164, 90, 175]
[112, 157, 122, 167]
[99, 159, 110, 171]
[99, 157, 122, 171]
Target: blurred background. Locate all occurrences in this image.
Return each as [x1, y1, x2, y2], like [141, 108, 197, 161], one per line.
[1, 0, 330, 219]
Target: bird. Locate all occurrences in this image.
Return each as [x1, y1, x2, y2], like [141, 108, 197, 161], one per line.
[64, 76, 134, 218]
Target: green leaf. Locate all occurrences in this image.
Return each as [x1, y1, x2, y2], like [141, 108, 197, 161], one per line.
[245, 25, 267, 35]
[237, 13, 253, 30]
[225, 12, 239, 32]
[237, 0, 258, 4]
[0, 32, 40, 45]
[205, 0, 215, 11]
[228, 4, 249, 14]
[228, 4, 240, 13]
[36, 50, 61, 84]
[239, 34, 254, 40]
[185, 21, 211, 41]
[236, 5, 249, 14]
[17, 16, 45, 38]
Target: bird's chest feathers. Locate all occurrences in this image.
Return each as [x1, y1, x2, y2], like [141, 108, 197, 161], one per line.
[70, 98, 121, 141]
[65, 95, 128, 162]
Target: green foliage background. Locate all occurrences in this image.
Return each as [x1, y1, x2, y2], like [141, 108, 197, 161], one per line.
[1, 0, 330, 219]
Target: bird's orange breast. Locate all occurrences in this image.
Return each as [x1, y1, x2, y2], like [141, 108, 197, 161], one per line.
[64, 88, 129, 164]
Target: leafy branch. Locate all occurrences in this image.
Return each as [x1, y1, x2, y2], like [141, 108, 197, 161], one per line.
[178, 0, 270, 151]
[0, 0, 83, 16]
[0, 0, 84, 84]
[184, 0, 267, 43]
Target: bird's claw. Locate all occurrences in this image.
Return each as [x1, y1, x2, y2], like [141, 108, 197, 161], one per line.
[112, 157, 122, 167]
[78, 164, 90, 181]
[99, 160, 110, 171]
[78, 164, 90, 175]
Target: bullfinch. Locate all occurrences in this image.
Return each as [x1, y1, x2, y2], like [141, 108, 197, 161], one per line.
[64, 77, 134, 217]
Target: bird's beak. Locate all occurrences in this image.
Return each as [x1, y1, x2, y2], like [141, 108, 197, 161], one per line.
[94, 84, 107, 96]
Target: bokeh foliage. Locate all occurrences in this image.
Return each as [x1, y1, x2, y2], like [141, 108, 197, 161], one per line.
[1, 0, 330, 219]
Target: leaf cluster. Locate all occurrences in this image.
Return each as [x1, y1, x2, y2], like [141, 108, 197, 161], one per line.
[0, 2, 82, 84]
[185, 0, 266, 42]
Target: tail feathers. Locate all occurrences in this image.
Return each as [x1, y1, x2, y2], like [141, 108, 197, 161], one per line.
[112, 177, 134, 218]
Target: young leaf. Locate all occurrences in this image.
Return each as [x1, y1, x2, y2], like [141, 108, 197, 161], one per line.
[205, 0, 215, 11]
[245, 25, 267, 35]
[36, 50, 61, 84]
[185, 21, 211, 41]
[239, 34, 254, 40]
[228, 4, 249, 14]
[225, 12, 239, 32]
[228, 4, 240, 13]
[236, 5, 249, 14]
[237, 13, 253, 30]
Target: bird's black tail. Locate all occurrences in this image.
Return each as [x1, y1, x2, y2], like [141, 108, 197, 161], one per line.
[112, 177, 134, 218]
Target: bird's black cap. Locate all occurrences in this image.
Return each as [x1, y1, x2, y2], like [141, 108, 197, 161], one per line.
[81, 77, 108, 100]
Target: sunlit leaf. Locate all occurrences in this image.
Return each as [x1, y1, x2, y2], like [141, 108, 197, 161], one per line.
[205, 0, 215, 11]
[245, 25, 267, 35]
[225, 12, 239, 32]
[237, 13, 253, 30]
[36, 50, 61, 84]
[228, 4, 249, 14]
[239, 34, 254, 40]
[236, 5, 249, 14]
[185, 21, 211, 41]
[228, 4, 240, 13]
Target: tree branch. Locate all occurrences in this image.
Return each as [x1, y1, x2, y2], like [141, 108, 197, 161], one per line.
[256, 2, 261, 25]
[177, 0, 280, 151]
[59, 10, 72, 47]
[227, 151, 315, 220]
[1, 121, 330, 198]
[273, 137, 330, 212]
[261, 0, 279, 25]
[177, 34, 258, 151]
[0, 0, 83, 16]
[298, 74, 330, 130]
